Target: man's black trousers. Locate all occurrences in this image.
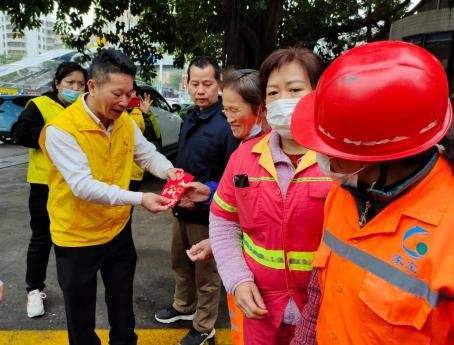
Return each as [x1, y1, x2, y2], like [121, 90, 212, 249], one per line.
[54, 221, 138, 345]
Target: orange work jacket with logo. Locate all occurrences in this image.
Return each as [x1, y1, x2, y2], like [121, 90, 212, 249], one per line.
[314, 155, 454, 345]
[39, 98, 135, 247]
[211, 133, 332, 339]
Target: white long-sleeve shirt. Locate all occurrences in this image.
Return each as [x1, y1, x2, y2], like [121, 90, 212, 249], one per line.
[44, 96, 173, 206]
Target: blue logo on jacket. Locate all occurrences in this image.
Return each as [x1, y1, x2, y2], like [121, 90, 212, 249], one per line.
[402, 226, 429, 259]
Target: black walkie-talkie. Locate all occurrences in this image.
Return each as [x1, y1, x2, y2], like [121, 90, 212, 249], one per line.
[234, 174, 249, 188]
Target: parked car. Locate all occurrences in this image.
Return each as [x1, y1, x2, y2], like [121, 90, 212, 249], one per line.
[0, 87, 183, 157]
[0, 95, 33, 143]
[136, 83, 182, 157]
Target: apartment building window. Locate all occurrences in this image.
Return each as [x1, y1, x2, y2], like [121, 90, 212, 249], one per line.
[7, 41, 25, 48]
[405, 35, 423, 45]
[405, 32, 454, 93]
[425, 32, 453, 68]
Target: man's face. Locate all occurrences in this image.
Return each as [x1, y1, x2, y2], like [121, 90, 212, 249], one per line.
[187, 65, 219, 110]
[87, 73, 134, 121]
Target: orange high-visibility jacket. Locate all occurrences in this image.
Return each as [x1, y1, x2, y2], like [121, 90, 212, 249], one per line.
[314, 155, 454, 345]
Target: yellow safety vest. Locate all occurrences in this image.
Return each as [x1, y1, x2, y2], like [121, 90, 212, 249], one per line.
[27, 96, 65, 184]
[129, 107, 145, 181]
[39, 98, 135, 247]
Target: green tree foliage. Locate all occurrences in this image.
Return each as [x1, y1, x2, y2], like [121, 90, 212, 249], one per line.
[0, 0, 414, 80]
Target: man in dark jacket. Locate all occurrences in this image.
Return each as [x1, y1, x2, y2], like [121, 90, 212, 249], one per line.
[154, 56, 239, 345]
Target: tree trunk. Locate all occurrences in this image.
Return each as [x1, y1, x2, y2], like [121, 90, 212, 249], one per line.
[222, 0, 284, 68]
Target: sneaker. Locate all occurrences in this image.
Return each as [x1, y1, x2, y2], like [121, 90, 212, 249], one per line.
[154, 305, 195, 324]
[180, 328, 216, 345]
[27, 289, 46, 318]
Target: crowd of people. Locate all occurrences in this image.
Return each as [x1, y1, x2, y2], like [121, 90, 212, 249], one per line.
[3, 39, 453, 345]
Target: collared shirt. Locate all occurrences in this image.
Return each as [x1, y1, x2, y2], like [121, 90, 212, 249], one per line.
[45, 94, 173, 206]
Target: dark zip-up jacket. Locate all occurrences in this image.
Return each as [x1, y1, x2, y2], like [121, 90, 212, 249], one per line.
[173, 100, 240, 224]
[12, 91, 64, 148]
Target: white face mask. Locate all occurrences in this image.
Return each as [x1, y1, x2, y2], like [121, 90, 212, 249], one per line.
[247, 122, 262, 139]
[266, 98, 300, 140]
[316, 153, 368, 188]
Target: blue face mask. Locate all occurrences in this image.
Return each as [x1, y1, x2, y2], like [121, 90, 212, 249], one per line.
[60, 88, 81, 104]
[246, 123, 262, 139]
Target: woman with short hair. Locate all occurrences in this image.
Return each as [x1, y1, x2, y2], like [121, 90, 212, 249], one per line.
[209, 47, 331, 344]
[12, 61, 87, 318]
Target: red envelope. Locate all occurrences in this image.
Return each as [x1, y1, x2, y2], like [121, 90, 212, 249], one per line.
[160, 171, 195, 207]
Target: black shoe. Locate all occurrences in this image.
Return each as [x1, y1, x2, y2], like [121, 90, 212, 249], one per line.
[154, 305, 195, 324]
[180, 328, 216, 345]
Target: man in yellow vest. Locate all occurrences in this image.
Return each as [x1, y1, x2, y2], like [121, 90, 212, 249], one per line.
[12, 61, 87, 318]
[39, 49, 179, 345]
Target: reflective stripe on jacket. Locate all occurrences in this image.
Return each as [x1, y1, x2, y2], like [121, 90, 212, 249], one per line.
[27, 96, 65, 184]
[39, 98, 135, 247]
[211, 133, 331, 334]
[314, 155, 454, 345]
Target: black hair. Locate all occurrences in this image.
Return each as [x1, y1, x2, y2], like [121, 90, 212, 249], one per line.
[187, 56, 221, 82]
[259, 46, 323, 98]
[89, 48, 137, 84]
[52, 61, 88, 92]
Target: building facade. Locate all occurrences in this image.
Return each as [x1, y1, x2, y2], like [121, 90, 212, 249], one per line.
[0, 12, 63, 59]
[390, 0, 454, 93]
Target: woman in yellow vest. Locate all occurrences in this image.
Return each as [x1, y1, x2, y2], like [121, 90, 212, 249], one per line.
[11, 61, 87, 318]
[127, 85, 153, 192]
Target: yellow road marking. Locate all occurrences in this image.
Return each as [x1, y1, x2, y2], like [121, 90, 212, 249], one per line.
[0, 329, 232, 345]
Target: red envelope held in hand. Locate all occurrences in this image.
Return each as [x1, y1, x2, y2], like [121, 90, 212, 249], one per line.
[160, 171, 195, 207]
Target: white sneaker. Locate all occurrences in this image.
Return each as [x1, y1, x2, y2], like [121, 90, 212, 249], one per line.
[27, 289, 46, 318]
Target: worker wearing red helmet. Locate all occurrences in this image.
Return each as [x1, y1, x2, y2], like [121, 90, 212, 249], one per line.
[290, 40, 454, 345]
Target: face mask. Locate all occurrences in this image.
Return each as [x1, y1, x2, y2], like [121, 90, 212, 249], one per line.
[60, 88, 81, 104]
[246, 118, 262, 139]
[266, 98, 300, 139]
[316, 153, 368, 188]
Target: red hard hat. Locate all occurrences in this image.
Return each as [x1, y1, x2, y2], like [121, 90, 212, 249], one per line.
[291, 40, 452, 162]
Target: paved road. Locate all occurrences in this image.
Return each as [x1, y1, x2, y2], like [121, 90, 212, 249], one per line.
[0, 143, 229, 343]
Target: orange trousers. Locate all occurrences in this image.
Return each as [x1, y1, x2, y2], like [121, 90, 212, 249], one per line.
[227, 293, 244, 345]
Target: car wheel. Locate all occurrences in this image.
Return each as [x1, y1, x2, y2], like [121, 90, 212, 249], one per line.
[0, 135, 15, 144]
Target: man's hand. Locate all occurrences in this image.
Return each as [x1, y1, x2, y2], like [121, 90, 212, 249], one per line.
[0, 280, 4, 302]
[141, 193, 171, 213]
[186, 239, 213, 261]
[234, 281, 268, 319]
[166, 168, 184, 180]
[181, 181, 211, 203]
[139, 93, 152, 114]
[178, 195, 196, 209]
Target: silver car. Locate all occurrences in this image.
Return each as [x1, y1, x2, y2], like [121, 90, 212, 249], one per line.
[137, 84, 182, 157]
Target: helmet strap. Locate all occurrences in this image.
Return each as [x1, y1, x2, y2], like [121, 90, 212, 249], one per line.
[374, 164, 389, 190]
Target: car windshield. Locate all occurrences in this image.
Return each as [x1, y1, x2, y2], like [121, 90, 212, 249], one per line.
[0, 50, 87, 96]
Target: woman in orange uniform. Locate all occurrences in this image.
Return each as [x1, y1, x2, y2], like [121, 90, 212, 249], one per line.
[184, 68, 268, 345]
